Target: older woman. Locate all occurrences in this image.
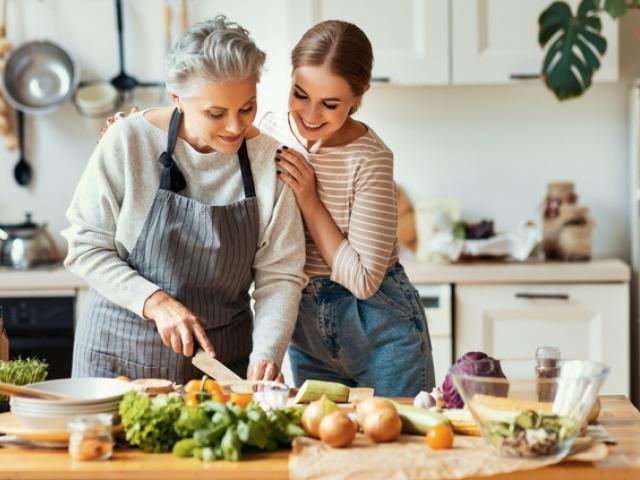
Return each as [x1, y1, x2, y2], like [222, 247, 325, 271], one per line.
[63, 16, 306, 383]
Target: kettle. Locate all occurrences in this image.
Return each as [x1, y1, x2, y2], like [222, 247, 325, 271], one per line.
[0, 213, 61, 269]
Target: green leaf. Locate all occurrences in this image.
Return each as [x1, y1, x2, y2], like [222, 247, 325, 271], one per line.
[538, 0, 607, 100]
[604, 0, 627, 17]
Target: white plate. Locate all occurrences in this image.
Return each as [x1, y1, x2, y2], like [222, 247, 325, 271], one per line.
[11, 378, 132, 406]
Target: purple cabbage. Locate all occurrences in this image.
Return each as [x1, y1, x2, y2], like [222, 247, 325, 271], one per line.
[442, 352, 508, 409]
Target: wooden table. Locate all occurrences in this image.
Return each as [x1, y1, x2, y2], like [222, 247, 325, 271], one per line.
[0, 395, 638, 480]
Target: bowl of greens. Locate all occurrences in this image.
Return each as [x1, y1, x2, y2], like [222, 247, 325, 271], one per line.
[449, 358, 608, 458]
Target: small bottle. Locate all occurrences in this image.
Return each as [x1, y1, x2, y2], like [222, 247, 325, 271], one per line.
[535, 346, 561, 402]
[68, 414, 114, 461]
[0, 306, 9, 361]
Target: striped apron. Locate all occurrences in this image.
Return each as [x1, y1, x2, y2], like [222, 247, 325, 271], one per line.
[72, 108, 259, 383]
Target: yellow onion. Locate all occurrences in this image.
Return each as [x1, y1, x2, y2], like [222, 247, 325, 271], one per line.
[362, 409, 402, 443]
[356, 397, 397, 428]
[301, 395, 339, 438]
[319, 411, 357, 447]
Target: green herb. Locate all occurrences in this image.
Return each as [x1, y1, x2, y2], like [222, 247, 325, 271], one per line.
[119, 391, 185, 453]
[174, 402, 306, 462]
[0, 357, 48, 402]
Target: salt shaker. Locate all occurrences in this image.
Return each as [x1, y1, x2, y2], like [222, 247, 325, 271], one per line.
[535, 346, 561, 402]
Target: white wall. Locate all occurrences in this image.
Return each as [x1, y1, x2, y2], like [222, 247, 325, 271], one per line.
[0, 0, 637, 263]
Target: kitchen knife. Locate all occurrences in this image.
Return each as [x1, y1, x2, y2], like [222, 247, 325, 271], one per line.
[191, 349, 242, 381]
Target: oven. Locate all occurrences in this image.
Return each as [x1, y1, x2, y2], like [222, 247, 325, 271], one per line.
[0, 290, 75, 379]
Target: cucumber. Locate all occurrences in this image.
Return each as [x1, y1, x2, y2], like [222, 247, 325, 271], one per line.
[293, 379, 350, 403]
[394, 403, 451, 435]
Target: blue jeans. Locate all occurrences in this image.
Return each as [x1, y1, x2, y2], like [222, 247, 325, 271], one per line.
[288, 263, 435, 397]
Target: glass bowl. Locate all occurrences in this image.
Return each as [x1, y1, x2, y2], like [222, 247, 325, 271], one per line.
[450, 358, 609, 458]
[182, 380, 290, 411]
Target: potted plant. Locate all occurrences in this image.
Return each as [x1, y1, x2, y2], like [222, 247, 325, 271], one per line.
[539, 0, 639, 99]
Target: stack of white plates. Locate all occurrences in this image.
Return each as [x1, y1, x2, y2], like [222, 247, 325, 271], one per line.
[10, 378, 134, 430]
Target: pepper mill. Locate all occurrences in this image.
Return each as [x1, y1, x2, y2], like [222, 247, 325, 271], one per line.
[535, 346, 561, 402]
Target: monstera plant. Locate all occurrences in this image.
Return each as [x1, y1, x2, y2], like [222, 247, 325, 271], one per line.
[539, 0, 639, 100]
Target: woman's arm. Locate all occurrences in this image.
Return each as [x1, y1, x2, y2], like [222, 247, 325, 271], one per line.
[63, 122, 162, 317]
[249, 172, 307, 379]
[276, 147, 397, 299]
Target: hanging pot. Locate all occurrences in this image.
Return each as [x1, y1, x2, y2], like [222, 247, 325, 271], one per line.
[1, 40, 79, 114]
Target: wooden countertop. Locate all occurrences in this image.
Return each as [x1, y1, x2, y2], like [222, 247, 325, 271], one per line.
[402, 258, 630, 284]
[0, 395, 637, 480]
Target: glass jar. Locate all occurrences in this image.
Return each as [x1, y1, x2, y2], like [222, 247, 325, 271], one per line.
[68, 414, 114, 461]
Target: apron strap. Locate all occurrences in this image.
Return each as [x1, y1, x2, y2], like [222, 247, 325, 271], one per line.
[238, 139, 256, 198]
[158, 108, 187, 193]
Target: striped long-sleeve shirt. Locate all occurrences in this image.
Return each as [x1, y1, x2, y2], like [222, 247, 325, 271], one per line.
[259, 111, 399, 299]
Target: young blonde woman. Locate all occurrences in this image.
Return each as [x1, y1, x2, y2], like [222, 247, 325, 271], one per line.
[103, 19, 434, 396]
[65, 16, 306, 384]
[261, 20, 435, 396]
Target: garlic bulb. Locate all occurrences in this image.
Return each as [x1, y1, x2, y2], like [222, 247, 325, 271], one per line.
[413, 390, 435, 409]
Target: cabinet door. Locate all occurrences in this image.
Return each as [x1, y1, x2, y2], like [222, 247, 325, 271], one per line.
[455, 284, 629, 395]
[415, 284, 453, 385]
[287, 0, 449, 85]
[451, 0, 619, 84]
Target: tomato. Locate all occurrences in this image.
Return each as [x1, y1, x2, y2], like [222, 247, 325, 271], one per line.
[425, 424, 454, 450]
[230, 392, 253, 408]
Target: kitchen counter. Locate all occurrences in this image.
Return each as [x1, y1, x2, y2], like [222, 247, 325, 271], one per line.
[0, 259, 629, 292]
[402, 258, 630, 284]
[0, 396, 637, 480]
[0, 265, 87, 292]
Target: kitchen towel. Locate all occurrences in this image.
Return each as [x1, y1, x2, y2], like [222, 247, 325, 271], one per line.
[289, 434, 608, 480]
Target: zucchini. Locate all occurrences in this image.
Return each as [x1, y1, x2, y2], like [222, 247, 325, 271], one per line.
[394, 403, 451, 435]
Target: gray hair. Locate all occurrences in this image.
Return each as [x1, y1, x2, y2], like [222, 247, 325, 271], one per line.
[165, 15, 266, 96]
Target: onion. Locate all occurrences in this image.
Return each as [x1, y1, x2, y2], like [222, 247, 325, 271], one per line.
[362, 409, 402, 443]
[319, 411, 357, 448]
[301, 395, 339, 438]
[356, 397, 397, 428]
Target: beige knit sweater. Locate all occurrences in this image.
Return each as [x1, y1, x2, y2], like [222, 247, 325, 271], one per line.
[62, 111, 307, 367]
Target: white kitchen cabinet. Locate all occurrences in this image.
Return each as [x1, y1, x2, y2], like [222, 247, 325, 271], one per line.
[451, 0, 619, 84]
[415, 284, 453, 385]
[455, 283, 629, 395]
[286, 0, 450, 85]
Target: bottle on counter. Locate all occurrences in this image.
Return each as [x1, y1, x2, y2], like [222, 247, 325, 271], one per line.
[535, 346, 561, 402]
[0, 306, 9, 361]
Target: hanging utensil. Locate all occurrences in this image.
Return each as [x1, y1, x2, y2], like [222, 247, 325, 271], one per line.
[158, 1, 172, 103]
[180, 0, 188, 34]
[110, 0, 161, 100]
[12, 110, 31, 186]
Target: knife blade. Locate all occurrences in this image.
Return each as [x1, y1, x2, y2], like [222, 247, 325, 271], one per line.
[191, 349, 242, 381]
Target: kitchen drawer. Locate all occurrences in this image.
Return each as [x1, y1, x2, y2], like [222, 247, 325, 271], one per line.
[415, 284, 451, 336]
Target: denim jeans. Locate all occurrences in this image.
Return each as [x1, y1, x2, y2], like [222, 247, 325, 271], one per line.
[288, 263, 435, 397]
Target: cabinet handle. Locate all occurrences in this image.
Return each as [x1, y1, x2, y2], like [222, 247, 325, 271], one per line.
[510, 74, 541, 80]
[515, 292, 570, 300]
[371, 77, 390, 83]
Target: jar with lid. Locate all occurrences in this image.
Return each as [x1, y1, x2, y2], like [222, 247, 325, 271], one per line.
[68, 414, 114, 461]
